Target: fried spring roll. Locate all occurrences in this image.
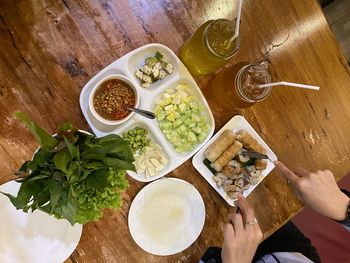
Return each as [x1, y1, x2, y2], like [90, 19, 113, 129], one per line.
[204, 130, 236, 162]
[236, 130, 266, 154]
[211, 141, 242, 172]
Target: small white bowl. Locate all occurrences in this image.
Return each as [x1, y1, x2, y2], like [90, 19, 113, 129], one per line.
[89, 74, 140, 126]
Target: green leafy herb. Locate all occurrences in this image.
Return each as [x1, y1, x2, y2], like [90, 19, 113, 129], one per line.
[2, 112, 135, 225]
[241, 158, 256, 167]
[203, 158, 216, 174]
[15, 112, 58, 151]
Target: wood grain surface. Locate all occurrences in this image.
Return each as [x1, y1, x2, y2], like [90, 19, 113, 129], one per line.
[1, 0, 350, 262]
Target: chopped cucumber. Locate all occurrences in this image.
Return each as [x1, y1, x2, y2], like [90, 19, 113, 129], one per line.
[154, 83, 210, 153]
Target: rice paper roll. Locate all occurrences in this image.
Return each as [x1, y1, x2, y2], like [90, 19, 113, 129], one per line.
[236, 130, 266, 154]
[204, 130, 236, 162]
[211, 141, 242, 172]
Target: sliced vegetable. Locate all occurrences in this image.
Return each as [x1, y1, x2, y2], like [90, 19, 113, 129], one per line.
[122, 127, 167, 177]
[134, 143, 168, 178]
[122, 127, 150, 154]
[134, 52, 174, 88]
[154, 83, 210, 153]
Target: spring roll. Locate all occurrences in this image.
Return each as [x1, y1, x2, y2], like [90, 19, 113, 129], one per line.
[236, 130, 266, 154]
[211, 141, 242, 172]
[204, 130, 236, 162]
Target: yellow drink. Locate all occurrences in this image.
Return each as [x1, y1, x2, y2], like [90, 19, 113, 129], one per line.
[207, 62, 272, 108]
[179, 19, 240, 76]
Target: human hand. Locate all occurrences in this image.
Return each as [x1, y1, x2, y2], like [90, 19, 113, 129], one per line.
[221, 193, 263, 263]
[275, 161, 349, 221]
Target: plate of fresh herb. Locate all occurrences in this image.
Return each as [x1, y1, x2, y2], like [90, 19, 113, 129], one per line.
[0, 112, 136, 261]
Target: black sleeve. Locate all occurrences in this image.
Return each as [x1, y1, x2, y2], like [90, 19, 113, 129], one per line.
[336, 189, 350, 228]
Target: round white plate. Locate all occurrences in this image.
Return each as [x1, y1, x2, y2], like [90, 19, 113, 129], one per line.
[0, 180, 83, 263]
[128, 178, 205, 256]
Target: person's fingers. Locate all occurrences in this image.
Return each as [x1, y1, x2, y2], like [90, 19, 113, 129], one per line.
[223, 223, 235, 240]
[274, 161, 300, 183]
[235, 193, 256, 223]
[232, 211, 244, 235]
[227, 213, 235, 225]
[295, 167, 310, 177]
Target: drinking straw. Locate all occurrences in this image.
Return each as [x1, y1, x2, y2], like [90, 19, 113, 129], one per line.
[258, 81, 320, 91]
[230, 0, 243, 42]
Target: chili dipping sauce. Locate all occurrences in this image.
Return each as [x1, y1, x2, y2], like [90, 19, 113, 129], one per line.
[93, 79, 136, 121]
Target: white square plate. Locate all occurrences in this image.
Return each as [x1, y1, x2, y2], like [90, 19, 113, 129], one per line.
[192, 115, 278, 206]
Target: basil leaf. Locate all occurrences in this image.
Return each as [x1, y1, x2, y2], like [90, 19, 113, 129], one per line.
[34, 185, 50, 209]
[53, 148, 71, 173]
[61, 187, 77, 225]
[67, 161, 81, 183]
[49, 178, 63, 213]
[64, 137, 78, 159]
[58, 122, 74, 132]
[83, 162, 107, 170]
[15, 112, 58, 151]
[81, 141, 121, 158]
[109, 144, 134, 163]
[16, 181, 40, 208]
[26, 174, 50, 182]
[81, 151, 105, 161]
[39, 204, 51, 214]
[1, 192, 22, 209]
[97, 134, 124, 144]
[86, 169, 109, 189]
[103, 157, 136, 171]
[2, 180, 42, 210]
[16, 150, 53, 176]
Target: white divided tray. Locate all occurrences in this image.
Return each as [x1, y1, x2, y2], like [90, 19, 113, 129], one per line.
[80, 43, 215, 182]
[192, 115, 277, 206]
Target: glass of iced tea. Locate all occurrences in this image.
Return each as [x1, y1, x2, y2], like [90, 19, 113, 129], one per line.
[179, 19, 240, 76]
[207, 61, 272, 108]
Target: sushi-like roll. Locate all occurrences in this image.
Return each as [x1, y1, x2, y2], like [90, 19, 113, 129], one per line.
[211, 141, 243, 172]
[204, 130, 237, 162]
[236, 130, 266, 154]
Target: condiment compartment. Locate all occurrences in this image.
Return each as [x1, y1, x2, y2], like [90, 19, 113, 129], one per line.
[80, 66, 132, 134]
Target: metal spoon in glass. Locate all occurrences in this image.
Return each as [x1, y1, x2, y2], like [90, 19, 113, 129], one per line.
[127, 107, 156, 119]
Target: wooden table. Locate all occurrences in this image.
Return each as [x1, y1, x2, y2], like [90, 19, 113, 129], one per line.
[1, 0, 350, 262]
